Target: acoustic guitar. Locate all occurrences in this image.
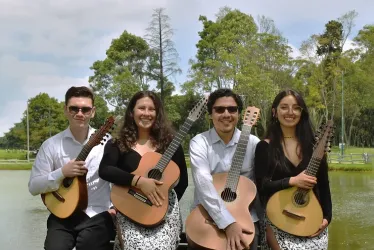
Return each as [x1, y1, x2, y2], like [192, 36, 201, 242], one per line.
[266, 120, 334, 237]
[111, 95, 208, 227]
[41, 116, 120, 218]
[185, 106, 260, 250]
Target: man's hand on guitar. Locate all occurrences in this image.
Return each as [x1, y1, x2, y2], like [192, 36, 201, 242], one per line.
[61, 159, 88, 177]
[137, 177, 165, 207]
[289, 170, 317, 189]
[310, 219, 328, 237]
[225, 222, 252, 250]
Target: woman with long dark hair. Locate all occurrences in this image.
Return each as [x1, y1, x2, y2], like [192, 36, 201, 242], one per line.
[99, 90, 188, 250]
[255, 89, 332, 249]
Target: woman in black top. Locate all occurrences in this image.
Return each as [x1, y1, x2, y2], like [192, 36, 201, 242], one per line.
[99, 90, 188, 250]
[255, 89, 332, 250]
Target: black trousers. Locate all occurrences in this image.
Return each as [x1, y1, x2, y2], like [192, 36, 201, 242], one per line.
[44, 211, 115, 250]
[187, 221, 260, 250]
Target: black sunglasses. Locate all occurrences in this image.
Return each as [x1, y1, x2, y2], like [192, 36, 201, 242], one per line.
[68, 106, 93, 115]
[213, 106, 239, 114]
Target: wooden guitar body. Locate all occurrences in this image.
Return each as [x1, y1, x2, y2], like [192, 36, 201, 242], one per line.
[111, 151, 180, 227]
[41, 176, 88, 219]
[186, 173, 257, 250]
[266, 186, 323, 237]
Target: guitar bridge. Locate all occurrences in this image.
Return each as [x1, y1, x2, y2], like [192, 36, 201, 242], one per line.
[128, 189, 152, 206]
[282, 209, 306, 220]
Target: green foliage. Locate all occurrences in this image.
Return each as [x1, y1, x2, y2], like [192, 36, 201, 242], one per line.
[89, 31, 151, 109]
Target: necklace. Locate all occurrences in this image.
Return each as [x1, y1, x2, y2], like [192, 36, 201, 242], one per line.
[283, 136, 294, 139]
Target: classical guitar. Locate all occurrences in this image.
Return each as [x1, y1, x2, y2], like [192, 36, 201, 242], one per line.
[185, 106, 260, 250]
[266, 120, 334, 237]
[111, 95, 208, 227]
[41, 116, 120, 218]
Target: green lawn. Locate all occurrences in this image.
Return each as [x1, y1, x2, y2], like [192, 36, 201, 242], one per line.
[330, 146, 374, 154]
[0, 149, 27, 160]
[0, 163, 33, 170]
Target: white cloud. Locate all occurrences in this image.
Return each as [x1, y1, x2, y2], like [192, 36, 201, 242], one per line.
[1, 0, 374, 138]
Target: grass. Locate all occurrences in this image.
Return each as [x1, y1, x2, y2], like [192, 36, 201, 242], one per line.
[0, 149, 27, 160]
[0, 163, 33, 170]
[330, 146, 374, 154]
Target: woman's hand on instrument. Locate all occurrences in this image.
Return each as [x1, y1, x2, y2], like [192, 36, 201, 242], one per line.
[137, 177, 165, 207]
[289, 170, 317, 189]
[310, 219, 329, 237]
[62, 159, 88, 177]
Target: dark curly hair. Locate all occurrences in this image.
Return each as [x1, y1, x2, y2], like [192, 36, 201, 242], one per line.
[207, 88, 243, 115]
[115, 91, 174, 153]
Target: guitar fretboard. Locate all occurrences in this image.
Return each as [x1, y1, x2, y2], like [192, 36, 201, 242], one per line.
[154, 118, 194, 172]
[226, 124, 252, 191]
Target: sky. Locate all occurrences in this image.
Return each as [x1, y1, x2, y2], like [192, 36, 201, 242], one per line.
[1, 0, 373, 137]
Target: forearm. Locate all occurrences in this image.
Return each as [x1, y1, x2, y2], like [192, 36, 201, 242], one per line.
[28, 168, 65, 195]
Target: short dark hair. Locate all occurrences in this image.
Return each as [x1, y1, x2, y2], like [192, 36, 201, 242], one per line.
[65, 86, 95, 106]
[207, 88, 243, 114]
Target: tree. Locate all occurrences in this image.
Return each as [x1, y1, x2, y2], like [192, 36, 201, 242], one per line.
[25, 94, 66, 149]
[89, 31, 151, 110]
[145, 8, 181, 101]
[90, 95, 112, 129]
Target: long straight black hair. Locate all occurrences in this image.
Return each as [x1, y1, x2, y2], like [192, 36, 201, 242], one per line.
[265, 89, 315, 174]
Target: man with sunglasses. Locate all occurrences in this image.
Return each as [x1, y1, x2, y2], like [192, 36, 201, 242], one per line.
[28, 86, 115, 250]
[189, 88, 260, 250]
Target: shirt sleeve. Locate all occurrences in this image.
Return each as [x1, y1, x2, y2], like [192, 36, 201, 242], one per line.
[98, 139, 135, 186]
[28, 141, 65, 196]
[189, 136, 235, 230]
[171, 145, 188, 201]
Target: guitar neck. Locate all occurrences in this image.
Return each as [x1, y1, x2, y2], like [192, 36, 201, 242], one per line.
[75, 144, 93, 162]
[304, 156, 322, 177]
[226, 125, 252, 191]
[155, 118, 194, 172]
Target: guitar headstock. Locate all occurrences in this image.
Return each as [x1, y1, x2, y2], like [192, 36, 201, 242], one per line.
[313, 120, 334, 156]
[188, 94, 209, 121]
[87, 115, 123, 149]
[242, 106, 260, 127]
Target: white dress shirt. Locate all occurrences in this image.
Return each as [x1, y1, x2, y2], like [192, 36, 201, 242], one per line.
[28, 126, 111, 217]
[189, 127, 260, 229]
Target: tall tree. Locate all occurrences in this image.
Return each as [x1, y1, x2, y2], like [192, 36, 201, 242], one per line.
[89, 31, 151, 110]
[145, 8, 181, 101]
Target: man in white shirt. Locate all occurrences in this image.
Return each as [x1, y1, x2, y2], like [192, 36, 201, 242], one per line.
[28, 86, 115, 250]
[189, 88, 260, 250]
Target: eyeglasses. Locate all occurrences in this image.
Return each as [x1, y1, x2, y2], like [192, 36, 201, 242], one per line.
[68, 106, 93, 115]
[212, 106, 239, 114]
[278, 105, 303, 115]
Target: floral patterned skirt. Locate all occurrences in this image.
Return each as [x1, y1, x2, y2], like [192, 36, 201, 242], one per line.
[259, 217, 328, 250]
[114, 190, 182, 250]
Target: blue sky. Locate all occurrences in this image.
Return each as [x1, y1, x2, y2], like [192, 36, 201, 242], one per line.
[1, 0, 373, 136]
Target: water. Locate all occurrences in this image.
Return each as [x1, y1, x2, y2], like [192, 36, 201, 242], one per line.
[0, 170, 373, 249]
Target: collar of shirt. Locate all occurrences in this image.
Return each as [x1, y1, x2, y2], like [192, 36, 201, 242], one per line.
[63, 126, 95, 145]
[210, 127, 240, 147]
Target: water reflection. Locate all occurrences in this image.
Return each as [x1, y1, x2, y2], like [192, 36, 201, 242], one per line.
[328, 172, 374, 250]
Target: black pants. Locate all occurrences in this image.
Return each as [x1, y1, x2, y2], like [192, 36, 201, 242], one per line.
[44, 211, 115, 250]
[187, 222, 259, 250]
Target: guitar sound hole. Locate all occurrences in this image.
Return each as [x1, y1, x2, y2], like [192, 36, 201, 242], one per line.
[293, 192, 309, 206]
[148, 169, 162, 181]
[221, 188, 237, 202]
[62, 178, 73, 188]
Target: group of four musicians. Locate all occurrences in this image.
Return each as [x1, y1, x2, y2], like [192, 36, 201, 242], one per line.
[28, 86, 332, 250]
